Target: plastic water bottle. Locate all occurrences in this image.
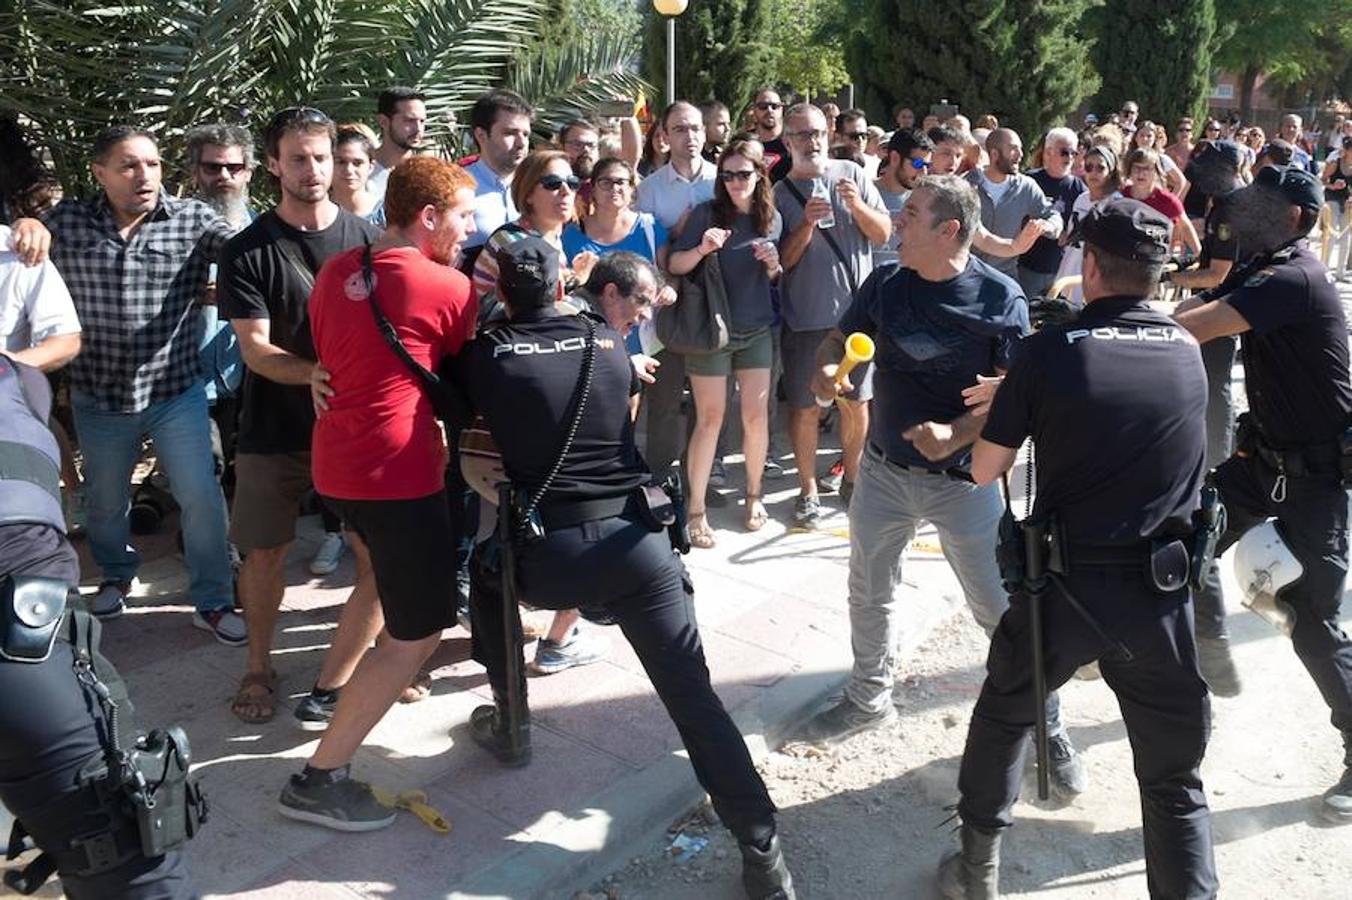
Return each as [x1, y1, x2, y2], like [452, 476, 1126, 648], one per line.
[812, 178, 835, 229]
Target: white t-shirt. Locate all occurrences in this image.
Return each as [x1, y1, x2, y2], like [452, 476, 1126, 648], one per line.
[0, 225, 81, 352]
[1054, 191, 1122, 307]
[980, 171, 1013, 206]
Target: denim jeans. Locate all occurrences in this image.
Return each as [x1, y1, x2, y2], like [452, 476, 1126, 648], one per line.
[72, 383, 233, 613]
[846, 446, 1063, 734]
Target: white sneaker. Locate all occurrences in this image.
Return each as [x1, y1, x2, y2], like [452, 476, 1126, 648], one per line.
[310, 532, 346, 576]
[192, 609, 247, 646]
[90, 581, 128, 620]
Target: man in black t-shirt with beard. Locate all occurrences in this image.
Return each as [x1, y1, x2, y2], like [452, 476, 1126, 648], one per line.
[219, 107, 380, 728]
[750, 87, 793, 183]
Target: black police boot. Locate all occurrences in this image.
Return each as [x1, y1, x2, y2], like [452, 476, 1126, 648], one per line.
[468, 697, 531, 768]
[738, 833, 795, 899]
[1323, 733, 1352, 824]
[937, 823, 1002, 900]
[1196, 635, 1242, 697]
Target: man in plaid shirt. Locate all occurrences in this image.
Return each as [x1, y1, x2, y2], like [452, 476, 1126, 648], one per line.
[45, 125, 244, 644]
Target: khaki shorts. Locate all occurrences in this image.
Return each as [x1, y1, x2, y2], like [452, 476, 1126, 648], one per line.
[229, 452, 313, 552]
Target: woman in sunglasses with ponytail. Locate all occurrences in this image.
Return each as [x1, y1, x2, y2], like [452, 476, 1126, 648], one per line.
[471, 150, 598, 315]
[667, 139, 783, 545]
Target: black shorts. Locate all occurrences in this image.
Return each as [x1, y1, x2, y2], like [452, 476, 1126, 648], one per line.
[322, 492, 455, 641]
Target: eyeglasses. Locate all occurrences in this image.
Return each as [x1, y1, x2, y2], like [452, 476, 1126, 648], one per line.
[754, 101, 783, 111]
[1205, 126, 1220, 134]
[538, 173, 581, 192]
[719, 169, 755, 182]
[1178, 126, 1193, 133]
[595, 176, 632, 190]
[1083, 163, 1108, 174]
[200, 161, 247, 175]
[668, 123, 703, 136]
[1053, 148, 1074, 159]
[565, 139, 599, 152]
[787, 129, 827, 142]
[908, 157, 930, 171]
[843, 131, 869, 142]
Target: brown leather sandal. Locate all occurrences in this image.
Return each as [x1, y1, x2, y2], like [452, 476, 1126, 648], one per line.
[399, 669, 434, 704]
[687, 510, 716, 549]
[230, 670, 277, 724]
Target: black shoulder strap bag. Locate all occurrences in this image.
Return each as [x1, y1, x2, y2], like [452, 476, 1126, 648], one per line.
[781, 177, 860, 300]
[359, 242, 470, 427]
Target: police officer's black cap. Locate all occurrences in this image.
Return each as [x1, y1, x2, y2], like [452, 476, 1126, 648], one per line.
[1069, 197, 1172, 264]
[496, 236, 560, 306]
[1254, 163, 1324, 213]
[1193, 138, 1246, 171]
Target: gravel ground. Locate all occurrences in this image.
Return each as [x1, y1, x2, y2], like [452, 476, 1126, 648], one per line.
[588, 595, 1350, 900]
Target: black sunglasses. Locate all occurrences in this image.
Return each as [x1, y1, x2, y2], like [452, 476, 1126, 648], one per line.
[267, 105, 331, 132]
[200, 161, 248, 175]
[538, 173, 581, 192]
[843, 131, 869, 142]
[754, 101, 783, 111]
[719, 169, 755, 182]
[1053, 148, 1074, 158]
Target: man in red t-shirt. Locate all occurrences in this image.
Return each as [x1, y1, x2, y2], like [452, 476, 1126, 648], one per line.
[277, 156, 478, 831]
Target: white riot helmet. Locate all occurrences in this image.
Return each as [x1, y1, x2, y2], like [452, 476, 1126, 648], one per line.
[1233, 519, 1301, 635]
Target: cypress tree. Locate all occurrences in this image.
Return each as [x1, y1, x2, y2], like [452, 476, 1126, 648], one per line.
[844, 0, 1096, 141]
[642, 0, 777, 112]
[1091, 0, 1216, 126]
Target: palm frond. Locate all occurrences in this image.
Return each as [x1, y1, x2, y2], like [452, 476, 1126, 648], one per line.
[507, 31, 651, 141]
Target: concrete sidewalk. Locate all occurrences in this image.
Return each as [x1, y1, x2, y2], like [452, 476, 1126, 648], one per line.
[2, 450, 998, 900]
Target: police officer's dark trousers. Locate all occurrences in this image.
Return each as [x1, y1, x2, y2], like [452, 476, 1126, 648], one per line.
[1, 525, 194, 899]
[956, 563, 1217, 899]
[1195, 454, 1352, 734]
[469, 510, 777, 845]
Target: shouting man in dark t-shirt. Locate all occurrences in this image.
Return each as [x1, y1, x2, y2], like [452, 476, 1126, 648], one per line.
[219, 107, 380, 726]
[797, 175, 1088, 801]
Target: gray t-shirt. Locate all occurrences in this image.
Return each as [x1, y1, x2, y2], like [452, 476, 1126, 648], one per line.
[774, 160, 886, 332]
[872, 184, 910, 269]
[673, 201, 783, 332]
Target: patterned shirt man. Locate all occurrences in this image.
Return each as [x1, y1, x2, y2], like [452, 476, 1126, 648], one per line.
[45, 191, 232, 412]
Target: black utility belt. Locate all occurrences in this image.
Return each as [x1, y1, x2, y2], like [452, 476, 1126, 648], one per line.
[1236, 413, 1344, 480]
[1068, 540, 1190, 592]
[512, 476, 690, 555]
[868, 444, 974, 483]
[536, 493, 636, 530]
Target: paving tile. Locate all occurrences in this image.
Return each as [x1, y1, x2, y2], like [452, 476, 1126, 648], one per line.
[429, 723, 635, 834]
[296, 790, 519, 899]
[213, 860, 364, 899]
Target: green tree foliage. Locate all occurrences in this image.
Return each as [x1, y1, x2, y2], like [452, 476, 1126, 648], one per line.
[765, 0, 851, 102]
[0, 0, 644, 193]
[843, 0, 1097, 141]
[1090, 0, 1216, 127]
[641, 0, 776, 112]
[1212, 2, 1352, 118]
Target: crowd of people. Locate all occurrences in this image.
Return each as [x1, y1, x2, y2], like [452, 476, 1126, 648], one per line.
[3, 81, 1352, 900]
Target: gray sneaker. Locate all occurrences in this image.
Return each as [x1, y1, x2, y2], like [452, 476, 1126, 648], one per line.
[798, 697, 897, 745]
[294, 687, 340, 732]
[530, 625, 609, 675]
[792, 495, 822, 530]
[278, 768, 395, 832]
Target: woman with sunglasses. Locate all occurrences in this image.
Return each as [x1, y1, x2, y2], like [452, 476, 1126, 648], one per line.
[667, 140, 782, 545]
[471, 150, 597, 311]
[1133, 120, 1188, 195]
[1054, 144, 1123, 306]
[331, 126, 385, 226]
[1124, 147, 1201, 258]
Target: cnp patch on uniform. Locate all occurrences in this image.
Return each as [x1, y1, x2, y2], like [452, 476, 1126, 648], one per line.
[1244, 268, 1275, 288]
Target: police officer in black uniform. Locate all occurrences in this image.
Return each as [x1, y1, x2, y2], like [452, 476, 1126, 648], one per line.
[1177, 165, 1352, 824]
[455, 237, 795, 900]
[939, 199, 1217, 899]
[0, 355, 197, 899]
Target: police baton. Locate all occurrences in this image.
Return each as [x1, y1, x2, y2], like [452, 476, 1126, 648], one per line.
[1001, 471, 1051, 803]
[496, 483, 527, 759]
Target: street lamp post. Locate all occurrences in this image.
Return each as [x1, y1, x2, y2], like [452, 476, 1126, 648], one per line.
[652, 0, 689, 106]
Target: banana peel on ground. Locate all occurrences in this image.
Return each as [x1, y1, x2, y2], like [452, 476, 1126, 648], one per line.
[371, 786, 451, 834]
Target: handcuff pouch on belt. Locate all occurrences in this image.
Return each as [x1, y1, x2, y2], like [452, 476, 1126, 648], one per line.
[0, 575, 67, 663]
[637, 472, 690, 554]
[4, 610, 206, 894]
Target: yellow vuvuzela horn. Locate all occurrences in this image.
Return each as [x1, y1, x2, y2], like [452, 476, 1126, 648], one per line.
[835, 332, 876, 386]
